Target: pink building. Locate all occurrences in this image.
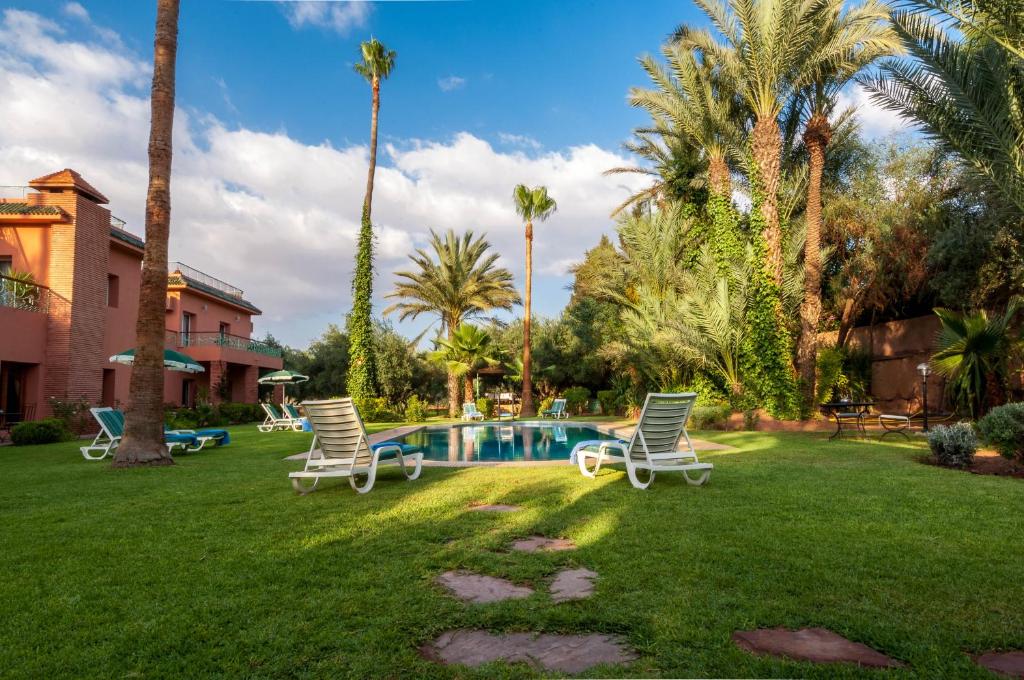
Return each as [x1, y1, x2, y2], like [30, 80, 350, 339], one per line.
[0, 169, 282, 422]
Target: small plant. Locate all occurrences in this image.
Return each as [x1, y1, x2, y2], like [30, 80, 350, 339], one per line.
[976, 402, 1024, 462]
[927, 422, 978, 468]
[690, 404, 731, 430]
[47, 396, 91, 435]
[474, 397, 494, 419]
[404, 395, 427, 422]
[562, 387, 591, 415]
[11, 418, 71, 445]
[743, 408, 760, 431]
[596, 389, 620, 416]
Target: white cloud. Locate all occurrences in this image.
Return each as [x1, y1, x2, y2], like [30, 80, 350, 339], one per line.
[0, 8, 646, 346]
[280, 1, 371, 35]
[497, 132, 542, 150]
[835, 83, 913, 139]
[437, 75, 466, 92]
[62, 2, 89, 20]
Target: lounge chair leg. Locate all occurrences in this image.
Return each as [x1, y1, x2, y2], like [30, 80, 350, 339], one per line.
[291, 476, 320, 495]
[682, 468, 710, 486]
[626, 462, 654, 490]
[350, 468, 377, 494]
[398, 453, 423, 481]
[577, 450, 602, 478]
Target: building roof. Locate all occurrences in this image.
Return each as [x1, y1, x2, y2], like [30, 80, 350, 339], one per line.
[109, 226, 145, 250]
[28, 169, 109, 204]
[0, 202, 63, 216]
[167, 272, 263, 315]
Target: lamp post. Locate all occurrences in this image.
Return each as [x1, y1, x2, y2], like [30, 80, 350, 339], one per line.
[917, 362, 931, 432]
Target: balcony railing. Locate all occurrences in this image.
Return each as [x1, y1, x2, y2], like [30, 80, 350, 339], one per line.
[168, 330, 282, 358]
[168, 262, 244, 299]
[0, 274, 50, 314]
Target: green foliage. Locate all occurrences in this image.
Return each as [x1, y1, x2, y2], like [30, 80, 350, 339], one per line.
[374, 321, 415, 408]
[10, 418, 71, 446]
[690, 403, 732, 429]
[976, 402, 1024, 462]
[402, 395, 427, 423]
[562, 386, 591, 415]
[538, 396, 554, 415]
[354, 397, 400, 423]
[927, 422, 979, 468]
[347, 207, 377, 404]
[47, 396, 91, 435]
[216, 403, 262, 425]
[353, 38, 396, 84]
[596, 389, 621, 416]
[708, 192, 743, 272]
[815, 345, 848, 403]
[474, 397, 494, 419]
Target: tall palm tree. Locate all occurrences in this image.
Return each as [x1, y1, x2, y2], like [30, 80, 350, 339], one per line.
[347, 38, 396, 404]
[676, 0, 858, 285]
[861, 0, 1024, 218]
[788, 0, 898, 409]
[513, 184, 557, 417]
[603, 125, 706, 216]
[384, 229, 520, 416]
[429, 323, 500, 403]
[115, 0, 179, 468]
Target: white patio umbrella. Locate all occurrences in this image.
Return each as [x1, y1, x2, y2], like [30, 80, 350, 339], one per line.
[257, 369, 309, 400]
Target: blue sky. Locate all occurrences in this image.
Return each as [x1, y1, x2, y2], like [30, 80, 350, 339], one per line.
[0, 1, 904, 347]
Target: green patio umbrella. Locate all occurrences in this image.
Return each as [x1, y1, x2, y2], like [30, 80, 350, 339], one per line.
[257, 369, 309, 400]
[109, 348, 205, 373]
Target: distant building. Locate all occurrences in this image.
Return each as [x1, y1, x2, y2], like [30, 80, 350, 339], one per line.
[0, 169, 282, 421]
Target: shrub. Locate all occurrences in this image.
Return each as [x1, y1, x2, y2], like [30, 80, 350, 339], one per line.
[475, 397, 494, 419]
[976, 402, 1024, 461]
[47, 396, 92, 435]
[355, 397, 400, 423]
[690, 404, 731, 430]
[743, 408, 760, 431]
[562, 387, 591, 415]
[217, 402, 260, 425]
[927, 422, 978, 468]
[404, 395, 427, 422]
[11, 418, 71, 446]
[596, 389, 620, 416]
[538, 397, 553, 415]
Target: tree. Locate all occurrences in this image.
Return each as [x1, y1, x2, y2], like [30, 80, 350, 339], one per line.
[384, 229, 519, 416]
[513, 184, 558, 417]
[429, 324, 500, 403]
[347, 37, 396, 405]
[115, 0, 180, 468]
[603, 125, 707, 217]
[788, 0, 898, 409]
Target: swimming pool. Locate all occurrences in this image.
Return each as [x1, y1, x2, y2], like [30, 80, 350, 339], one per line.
[391, 423, 620, 463]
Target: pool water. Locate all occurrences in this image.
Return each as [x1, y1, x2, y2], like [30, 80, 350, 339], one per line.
[392, 423, 619, 463]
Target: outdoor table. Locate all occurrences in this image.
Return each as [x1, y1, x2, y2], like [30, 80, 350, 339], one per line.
[820, 401, 875, 440]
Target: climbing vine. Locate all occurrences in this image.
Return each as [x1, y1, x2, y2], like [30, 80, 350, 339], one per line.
[707, 191, 743, 274]
[346, 205, 377, 402]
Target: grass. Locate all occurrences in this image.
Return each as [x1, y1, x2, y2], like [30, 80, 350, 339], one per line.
[1, 425, 1022, 678]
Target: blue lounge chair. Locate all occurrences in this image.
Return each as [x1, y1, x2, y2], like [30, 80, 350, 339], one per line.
[81, 407, 227, 460]
[542, 398, 568, 420]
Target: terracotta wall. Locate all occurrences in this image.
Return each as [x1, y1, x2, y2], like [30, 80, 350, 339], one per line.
[103, 243, 143, 408]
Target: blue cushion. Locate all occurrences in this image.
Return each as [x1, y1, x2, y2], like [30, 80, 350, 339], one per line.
[195, 429, 230, 445]
[370, 441, 420, 457]
[164, 432, 198, 445]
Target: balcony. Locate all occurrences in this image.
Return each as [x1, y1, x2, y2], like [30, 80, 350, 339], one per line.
[0, 274, 51, 314]
[167, 331, 283, 359]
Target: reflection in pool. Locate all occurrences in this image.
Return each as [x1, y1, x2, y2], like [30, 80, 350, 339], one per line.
[392, 423, 620, 463]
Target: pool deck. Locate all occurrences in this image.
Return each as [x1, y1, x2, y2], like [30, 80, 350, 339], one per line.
[284, 420, 734, 465]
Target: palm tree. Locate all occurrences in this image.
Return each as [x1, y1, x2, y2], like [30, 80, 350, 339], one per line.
[932, 298, 1022, 417]
[788, 0, 898, 409]
[603, 125, 706, 216]
[347, 38, 396, 404]
[384, 229, 520, 416]
[861, 0, 1024, 218]
[429, 324, 500, 403]
[512, 184, 557, 417]
[115, 0, 179, 468]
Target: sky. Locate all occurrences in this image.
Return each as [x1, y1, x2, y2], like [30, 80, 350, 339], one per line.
[0, 0, 908, 347]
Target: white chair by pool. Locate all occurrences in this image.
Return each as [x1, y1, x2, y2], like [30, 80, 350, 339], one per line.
[570, 392, 712, 489]
[289, 398, 423, 495]
[462, 402, 485, 421]
[258, 402, 302, 432]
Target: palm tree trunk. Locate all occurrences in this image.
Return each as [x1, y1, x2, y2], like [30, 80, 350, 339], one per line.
[115, 0, 179, 468]
[446, 322, 459, 418]
[708, 156, 730, 197]
[348, 77, 380, 402]
[797, 113, 831, 411]
[464, 376, 474, 404]
[520, 220, 535, 417]
[751, 117, 784, 286]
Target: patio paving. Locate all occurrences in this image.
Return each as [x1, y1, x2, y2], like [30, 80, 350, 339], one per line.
[422, 629, 637, 673]
[976, 651, 1024, 678]
[436, 571, 533, 603]
[550, 567, 597, 602]
[510, 536, 576, 552]
[732, 628, 902, 668]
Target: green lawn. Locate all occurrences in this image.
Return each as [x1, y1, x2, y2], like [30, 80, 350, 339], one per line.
[1, 426, 1022, 678]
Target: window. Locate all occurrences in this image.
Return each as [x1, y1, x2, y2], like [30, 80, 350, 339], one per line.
[106, 274, 119, 308]
[0, 256, 11, 276]
[181, 312, 194, 345]
[219, 322, 230, 337]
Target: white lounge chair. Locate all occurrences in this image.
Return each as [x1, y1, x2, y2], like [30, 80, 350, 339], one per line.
[80, 407, 220, 460]
[569, 393, 712, 489]
[462, 402, 485, 421]
[289, 398, 423, 495]
[542, 398, 568, 419]
[259, 402, 302, 432]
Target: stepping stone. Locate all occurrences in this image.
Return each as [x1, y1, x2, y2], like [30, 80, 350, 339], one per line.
[550, 567, 597, 602]
[510, 536, 576, 553]
[469, 503, 521, 512]
[436, 571, 533, 603]
[733, 628, 902, 668]
[976, 651, 1024, 678]
[422, 629, 637, 674]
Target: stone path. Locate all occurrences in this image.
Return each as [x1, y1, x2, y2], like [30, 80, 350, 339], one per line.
[550, 568, 597, 602]
[976, 651, 1024, 678]
[510, 536, 576, 552]
[422, 629, 638, 674]
[468, 503, 522, 512]
[436, 571, 533, 604]
[732, 628, 902, 668]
